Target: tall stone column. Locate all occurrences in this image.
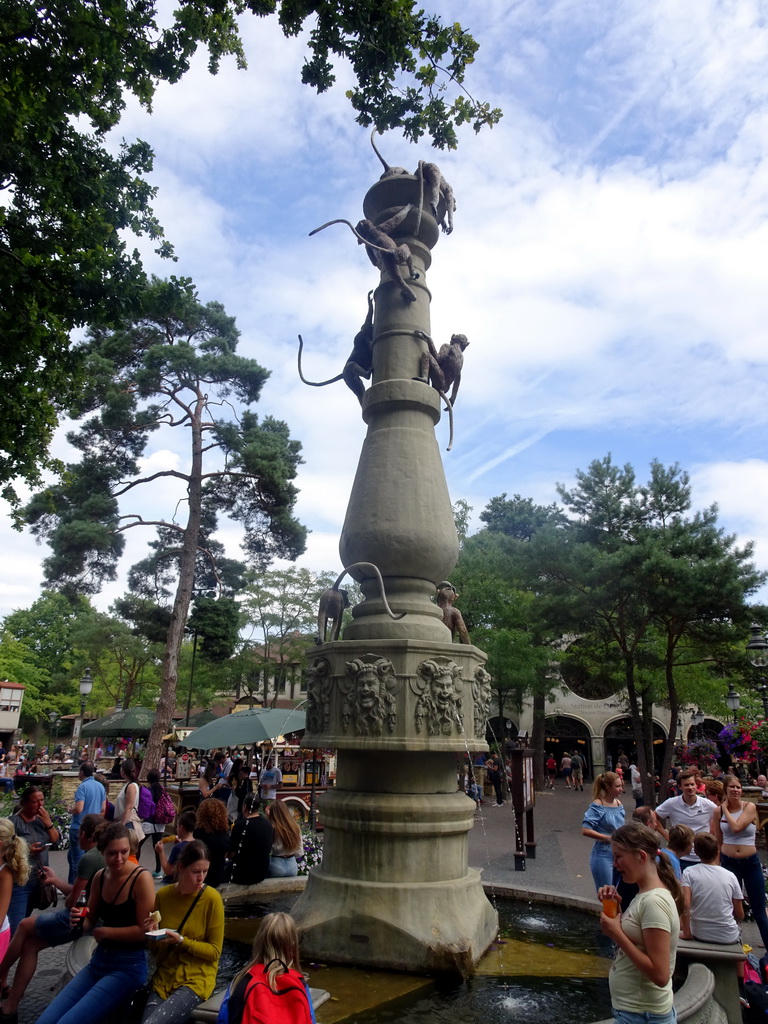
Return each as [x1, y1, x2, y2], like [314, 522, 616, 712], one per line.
[292, 173, 497, 976]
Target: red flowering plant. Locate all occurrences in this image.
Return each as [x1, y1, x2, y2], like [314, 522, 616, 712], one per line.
[718, 718, 766, 767]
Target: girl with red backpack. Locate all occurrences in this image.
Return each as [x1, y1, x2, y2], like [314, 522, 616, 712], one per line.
[217, 912, 314, 1024]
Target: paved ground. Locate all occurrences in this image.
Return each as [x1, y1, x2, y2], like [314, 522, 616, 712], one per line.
[14, 785, 768, 1022]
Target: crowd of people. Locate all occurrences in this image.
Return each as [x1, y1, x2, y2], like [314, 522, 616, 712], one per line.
[576, 758, 768, 1024]
[0, 747, 312, 1024]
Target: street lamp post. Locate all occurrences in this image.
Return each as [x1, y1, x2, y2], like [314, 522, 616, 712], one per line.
[746, 625, 768, 718]
[48, 710, 61, 757]
[725, 683, 741, 723]
[78, 668, 93, 756]
[691, 707, 705, 740]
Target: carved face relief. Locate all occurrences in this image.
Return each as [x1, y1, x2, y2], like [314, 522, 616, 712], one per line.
[472, 667, 492, 739]
[305, 659, 332, 735]
[341, 657, 398, 736]
[413, 658, 464, 737]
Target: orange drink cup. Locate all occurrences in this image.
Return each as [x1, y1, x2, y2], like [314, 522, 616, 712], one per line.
[601, 896, 619, 918]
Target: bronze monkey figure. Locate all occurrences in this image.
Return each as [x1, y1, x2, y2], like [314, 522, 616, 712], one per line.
[370, 130, 457, 235]
[297, 291, 374, 404]
[317, 587, 350, 643]
[417, 331, 469, 406]
[315, 561, 406, 644]
[436, 581, 470, 644]
[310, 205, 420, 303]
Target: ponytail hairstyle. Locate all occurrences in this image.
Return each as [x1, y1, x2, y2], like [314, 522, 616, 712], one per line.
[611, 821, 685, 915]
[231, 912, 302, 995]
[592, 772, 620, 801]
[0, 818, 30, 885]
[147, 768, 163, 804]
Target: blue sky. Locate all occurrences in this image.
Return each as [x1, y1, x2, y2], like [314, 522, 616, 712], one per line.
[2, 0, 768, 620]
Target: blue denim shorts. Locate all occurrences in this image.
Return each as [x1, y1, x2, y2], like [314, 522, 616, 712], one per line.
[35, 906, 76, 946]
[613, 1007, 677, 1024]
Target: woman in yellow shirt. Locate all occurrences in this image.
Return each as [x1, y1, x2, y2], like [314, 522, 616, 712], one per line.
[142, 840, 224, 1024]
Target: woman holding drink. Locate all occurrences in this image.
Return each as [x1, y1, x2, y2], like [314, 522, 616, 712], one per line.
[598, 822, 684, 1024]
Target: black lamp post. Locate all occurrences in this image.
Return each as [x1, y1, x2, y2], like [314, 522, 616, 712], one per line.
[79, 668, 93, 754]
[726, 683, 741, 723]
[690, 707, 705, 740]
[48, 710, 61, 755]
[746, 625, 768, 718]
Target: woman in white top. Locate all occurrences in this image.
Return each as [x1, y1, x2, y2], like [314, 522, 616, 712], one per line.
[711, 775, 768, 947]
[114, 758, 141, 830]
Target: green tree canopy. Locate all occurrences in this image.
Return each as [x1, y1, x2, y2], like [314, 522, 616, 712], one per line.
[0, 0, 500, 497]
[531, 455, 765, 799]
[240, 567, 337, 705]
[22, 275, 306, 771]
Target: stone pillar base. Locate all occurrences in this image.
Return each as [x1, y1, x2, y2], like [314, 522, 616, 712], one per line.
[292, 867, 497, 977]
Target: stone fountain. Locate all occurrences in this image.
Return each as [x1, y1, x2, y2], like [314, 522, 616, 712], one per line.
[291, 158, 498, 976]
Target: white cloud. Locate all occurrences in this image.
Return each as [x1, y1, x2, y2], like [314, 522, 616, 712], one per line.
[3, 0, 768, 621]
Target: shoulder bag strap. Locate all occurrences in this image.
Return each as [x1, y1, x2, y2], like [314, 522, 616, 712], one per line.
[176, 884, 206, 933]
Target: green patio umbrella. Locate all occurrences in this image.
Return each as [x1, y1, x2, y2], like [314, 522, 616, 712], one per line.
[81, 706, 156, 737]
[182, 707, 306, 750]
[182, 709, 219, 728]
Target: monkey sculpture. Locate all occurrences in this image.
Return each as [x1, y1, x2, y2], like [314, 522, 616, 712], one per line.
[297, 291, 374, 404]
[416, 331, 469, 406]
[417, 161, 456, 235]
[436, 581, 470, 644]
[310, 205, 419, 303]
[315, 561, 406, 645]
[370, 131, 457, 235]
[316, 586, 350, 643]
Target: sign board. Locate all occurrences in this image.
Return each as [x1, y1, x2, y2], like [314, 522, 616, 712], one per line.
[175, 754, 192, 780]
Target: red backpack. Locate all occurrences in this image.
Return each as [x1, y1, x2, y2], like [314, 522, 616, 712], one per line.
[220, 961, 313, 1024]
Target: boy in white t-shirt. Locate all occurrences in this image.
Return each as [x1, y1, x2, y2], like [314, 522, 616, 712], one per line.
[680, 832, 743, 943]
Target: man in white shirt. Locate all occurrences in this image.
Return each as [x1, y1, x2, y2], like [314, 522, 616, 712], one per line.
[655, 771, 713, 866]
[259, 762, 283, 803]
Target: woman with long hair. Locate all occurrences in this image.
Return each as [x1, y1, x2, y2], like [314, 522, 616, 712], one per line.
[114, 758, 141, 831]
[140, 840, 224, 1024]
[582, 771, 625, 893]
[227, 793, 273, 886]
[711, 774, 768, 948]
[198, 760, 227, 802]
[600, 822, 684, 1024]
[266, 800, 303, 878]
[35, 822, 155, 1024]
[221, 912, 313, 1024]
[193, 800, 230, 889]
[0, 819, 28, 958]
[8, 785, 60, 933]
[138, 769, 168, 879]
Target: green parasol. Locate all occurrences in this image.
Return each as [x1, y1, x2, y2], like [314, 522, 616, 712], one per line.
[182, 707, 306, 750]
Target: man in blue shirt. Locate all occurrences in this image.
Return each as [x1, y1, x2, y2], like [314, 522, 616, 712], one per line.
[68, 761, 106, 882]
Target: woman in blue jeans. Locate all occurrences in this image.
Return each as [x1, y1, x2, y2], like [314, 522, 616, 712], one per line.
[266, 800, 303, 878]
[582, 772, 626, 892]
[35, 822, 155, 1024]
[712, 776, 768, 948]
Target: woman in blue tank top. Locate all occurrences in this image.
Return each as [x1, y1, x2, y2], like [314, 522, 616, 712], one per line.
[582, 771, 626, 892]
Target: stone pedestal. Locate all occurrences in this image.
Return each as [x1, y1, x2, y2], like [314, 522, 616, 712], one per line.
[292, 172, 497, 975]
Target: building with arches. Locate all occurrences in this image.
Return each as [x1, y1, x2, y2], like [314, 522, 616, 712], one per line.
[499, 693, 727, 779]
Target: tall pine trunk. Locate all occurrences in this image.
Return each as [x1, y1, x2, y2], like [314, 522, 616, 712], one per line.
[141, 393, 205, 777]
